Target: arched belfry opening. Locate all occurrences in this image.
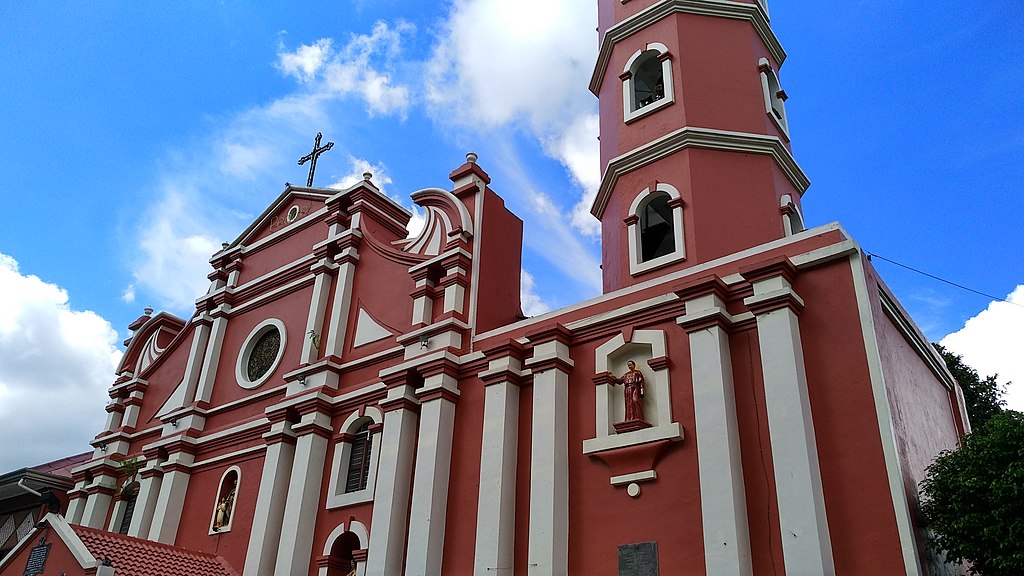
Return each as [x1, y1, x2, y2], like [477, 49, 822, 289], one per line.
[639, 192, 675, 262]
[632, 51, 665, 110]
[327, 531, 361, 576]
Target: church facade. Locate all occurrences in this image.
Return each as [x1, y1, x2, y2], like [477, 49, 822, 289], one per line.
[1, 1, 968, 575]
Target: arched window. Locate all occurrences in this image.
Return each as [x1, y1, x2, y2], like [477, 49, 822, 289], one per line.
[626, 184, 686, 275]
[345, 422, 373, 493]
[327, 409, 383, 509]
[640, 192, 675, 262]
[758, 58, 789, 138]
[210, 467, 240, 533]
[622, 43, 675, 123]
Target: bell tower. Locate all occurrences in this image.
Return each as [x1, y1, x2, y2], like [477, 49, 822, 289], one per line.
[591, 0, 810, 293]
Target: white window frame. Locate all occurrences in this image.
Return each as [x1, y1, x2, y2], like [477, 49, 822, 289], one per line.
[622, 43, 675, 123]
[758, 57, 789, 139]
[208, 466, 241, 534]
[326, 407, 383, 509]
[627, 183, 686, 276]
[235, 318, 287, 390]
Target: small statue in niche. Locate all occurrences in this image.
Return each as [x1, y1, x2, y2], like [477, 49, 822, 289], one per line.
[345, 560, 357, 576]
[213, 486, 235, 530]
[610, 360, 651, 432]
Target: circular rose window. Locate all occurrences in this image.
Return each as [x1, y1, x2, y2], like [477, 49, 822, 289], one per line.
[237, 319, 287, 389]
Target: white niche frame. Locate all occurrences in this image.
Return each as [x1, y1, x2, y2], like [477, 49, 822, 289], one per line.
[326, 407, 384, 509]
[583, 330, 684, 454]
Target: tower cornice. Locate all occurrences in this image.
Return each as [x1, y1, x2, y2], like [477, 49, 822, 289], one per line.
[590, 0, 783, 95]
[591, 126, 810, 219]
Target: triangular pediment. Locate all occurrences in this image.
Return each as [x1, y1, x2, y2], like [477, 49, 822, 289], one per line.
[230, 186, 334, 248]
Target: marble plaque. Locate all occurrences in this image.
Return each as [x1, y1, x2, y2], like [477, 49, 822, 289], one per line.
[618, 541, 658, 576]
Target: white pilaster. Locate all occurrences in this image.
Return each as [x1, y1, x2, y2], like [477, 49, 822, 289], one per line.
[127, 462, 163, 539]
[180, 317, 212, 402]
[525, 325, 573, 576]
[243, 421, 297, 576]
[324, 239, 359, 358]
[365, 383, 419, 576]
[405, 371, 460, 576]
[194, 311, 229, 404]
[80, 475, 117, 529]
[274, 405, 333, 576]
[65, 483, 87, 525]
[302, 260, 337, 363]
[678, 283, 752, 576]
[474, 345, 525, 576]
[743, 262, 835, 575]
[149, 450, 194, 544]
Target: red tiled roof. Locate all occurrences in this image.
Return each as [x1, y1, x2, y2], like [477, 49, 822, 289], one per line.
[72, 525, 239, 576]
[28, 452, 92, 478]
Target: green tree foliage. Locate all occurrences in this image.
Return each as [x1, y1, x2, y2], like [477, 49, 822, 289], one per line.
[920, 410, 1024, 575]
[935, 344, 1005, 428]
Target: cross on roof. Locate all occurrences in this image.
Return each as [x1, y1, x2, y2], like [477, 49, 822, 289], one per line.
[297, 132, 334, 187]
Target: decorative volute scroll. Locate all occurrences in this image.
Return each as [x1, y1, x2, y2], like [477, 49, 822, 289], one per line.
[393, 187, 474, 256]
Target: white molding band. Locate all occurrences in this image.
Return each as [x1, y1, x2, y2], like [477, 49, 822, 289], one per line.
[743, 276, 835, 575]
[679, 292, 752, 575]
[591, 126, 810, 219]
[591, 0, 782, 95]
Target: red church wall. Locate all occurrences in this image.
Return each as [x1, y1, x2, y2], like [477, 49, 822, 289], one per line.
[0, 524, 82, 576]
[472, 189, 524, 334]
[796, 261, 907, 572]
[234, 219, 328, 287]
[170, 455, 262, 568]
[246, 197, 328, 246]
[438, 371, 487, 575]
[866, 268, 963, 549]
[206, 288, 313, 411]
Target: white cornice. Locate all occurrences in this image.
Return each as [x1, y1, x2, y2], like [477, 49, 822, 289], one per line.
[591, 126, 810, 219]
[590, 0, 783, 95]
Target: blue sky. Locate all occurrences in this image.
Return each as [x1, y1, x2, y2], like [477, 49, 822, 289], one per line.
[0, 1, 1021, 471]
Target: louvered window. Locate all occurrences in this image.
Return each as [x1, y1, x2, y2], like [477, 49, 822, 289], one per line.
[345, 423, 373, 493]
[118, 493, 137, 534]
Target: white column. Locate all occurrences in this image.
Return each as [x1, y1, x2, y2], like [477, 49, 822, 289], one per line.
[678, 283, 752, 576]
[180, 316, 212, 402]
[324, 235, 360, 358]
[302, 259, 337, 363]
[274, 404, 333, 576]
[149, 450, 194, 544]
[80, 475, 117, 529]
[405, 371, 460, 576]
[243, 421, 297, 576]
[65, 483, 87, 525]
[474, 345, 525, 575]
[127, 461, 163, 539]
[525, 325, 573, 576]
[194, 310, 229, 404]
[743, 263, 835, 575]
[365, 383, 419, 576]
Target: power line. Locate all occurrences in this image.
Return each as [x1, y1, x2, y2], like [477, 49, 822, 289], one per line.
[866, 251, 1024, 310]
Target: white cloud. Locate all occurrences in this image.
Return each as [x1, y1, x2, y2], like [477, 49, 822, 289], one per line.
[278, 22, 414, 118]
[940, 284, 1024, 412]
[520, 270, 551, 317]
[0, 254, 121, 472]
[121, 284, 136, 304]
[425, 0, 601, 236]
[276, 37, 333, 82]
[328, 155, 394, 195]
